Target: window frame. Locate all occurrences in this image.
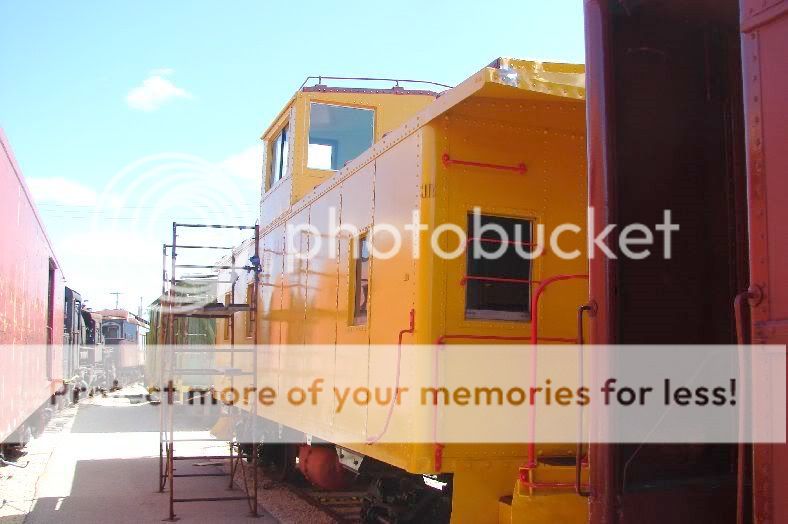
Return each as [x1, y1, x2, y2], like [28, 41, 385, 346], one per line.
[103, 322, 121, 340]
[464, 212, 534, 322]
[350, 233, 370, 326]
[124, 321, 137, 342]
[267, 121, 290, 191]
[307, 101, 376, 173]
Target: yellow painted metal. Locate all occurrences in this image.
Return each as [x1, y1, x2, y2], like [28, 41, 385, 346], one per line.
[259, 88, 437, 226]
[215, 59, 588, 523]
[500, 463, 589, 523]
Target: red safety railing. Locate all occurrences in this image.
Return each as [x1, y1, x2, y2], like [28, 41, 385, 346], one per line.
[519, 456, 590, 492]
[526, 274, 589, 466]
[442, 153, 527, 175]
[431, 273, 589, 488]
[366, 309, 415, 444]
[432, 332, 579, 471]
[520, 274, 589, 491]
[436, 334, 577, 345]
[466, 237, 538, 247]
[529, 274, 588, 346]
[460, 275, 537, 286]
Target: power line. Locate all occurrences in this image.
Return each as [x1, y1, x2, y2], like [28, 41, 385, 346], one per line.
[39, 216, 254, 221]
[37, 202, 258, 210]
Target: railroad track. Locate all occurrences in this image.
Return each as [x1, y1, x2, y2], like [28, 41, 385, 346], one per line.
[287, 487, 366, 524]
[229, 456, 368, 523]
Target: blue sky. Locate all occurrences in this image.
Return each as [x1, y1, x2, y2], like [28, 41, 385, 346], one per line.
[0, 1, 585, 312]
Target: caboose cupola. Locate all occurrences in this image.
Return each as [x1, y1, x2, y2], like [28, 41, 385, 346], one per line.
[258, 78, 441, 224]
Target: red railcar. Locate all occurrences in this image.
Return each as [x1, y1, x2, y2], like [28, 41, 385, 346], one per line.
[584, 0, 787, 522]
[0, 129, 65, 445]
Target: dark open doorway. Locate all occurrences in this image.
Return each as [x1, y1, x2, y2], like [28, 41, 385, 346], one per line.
[588, 0, 750, 522]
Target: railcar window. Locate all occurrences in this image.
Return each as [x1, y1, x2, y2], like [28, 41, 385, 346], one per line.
[103, 323, 121, 340]
[352, 235, 370, 325]
[465, 214, 533, 321]
[268, 124, 289, 189]
[308, 103, 374, 171]
[124, 322, 136, 342]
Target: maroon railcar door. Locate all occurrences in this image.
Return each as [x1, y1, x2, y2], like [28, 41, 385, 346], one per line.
[740, 1, 788, 522]
[584, 0, 750, 522]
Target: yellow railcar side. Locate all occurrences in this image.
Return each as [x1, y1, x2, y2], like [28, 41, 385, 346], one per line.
[214, 59, 589, 524]
[418, 67, 588, 524]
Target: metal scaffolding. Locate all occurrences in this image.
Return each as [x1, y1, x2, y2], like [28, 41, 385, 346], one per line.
[158, 221, 261, 520]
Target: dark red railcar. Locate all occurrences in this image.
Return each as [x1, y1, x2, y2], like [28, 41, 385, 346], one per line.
[584, 0, 787, 522]
[0, 129, 65, 444]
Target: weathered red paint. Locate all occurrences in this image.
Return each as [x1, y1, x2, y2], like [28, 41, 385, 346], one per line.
[0, 128, 65, 443]
[740, 1, 788, 522]
[583, 1, 618, 521]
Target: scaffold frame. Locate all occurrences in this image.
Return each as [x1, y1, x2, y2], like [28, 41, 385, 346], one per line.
[157, 221, 261, 520]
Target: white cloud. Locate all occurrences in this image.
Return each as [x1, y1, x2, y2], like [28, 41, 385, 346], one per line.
[220, 144, 263, 180]
[35, 145, 264, 310]
[27, 177, 98, 206]
[126, 69, 193, 111]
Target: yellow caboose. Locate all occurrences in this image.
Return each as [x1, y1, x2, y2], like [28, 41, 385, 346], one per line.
[216, 58, 588, 523]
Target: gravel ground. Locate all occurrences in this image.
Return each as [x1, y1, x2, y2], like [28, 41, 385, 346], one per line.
[230, 461, 338, 524]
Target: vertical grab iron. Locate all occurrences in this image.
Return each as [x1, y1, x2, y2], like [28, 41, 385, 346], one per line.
[576, 302, 596, 497]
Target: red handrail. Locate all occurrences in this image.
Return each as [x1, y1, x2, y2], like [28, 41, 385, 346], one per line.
[366, 309, 415, 444]
[733, 286, 762, 524]
[526, 274, 588, 471]
[431, 274, 588, 476]
[519, 473, 590, 492]
[437, 334, 576, 345]
[431, 332, 578, 472]
[530, 274, 589, 346]
[466, 237, 538, 247]
[460, 276, 537, 286]
[442, 153, 527, 174]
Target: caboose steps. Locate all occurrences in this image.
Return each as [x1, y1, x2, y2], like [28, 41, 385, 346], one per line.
[499, 459, 588, 524]
[525, 456, 589, 487]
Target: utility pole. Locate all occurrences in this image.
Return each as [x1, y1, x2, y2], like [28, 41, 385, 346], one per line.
[109, 291, 122, 309]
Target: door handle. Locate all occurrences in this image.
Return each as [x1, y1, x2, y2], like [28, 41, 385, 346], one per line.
[734, 286, 762, 345]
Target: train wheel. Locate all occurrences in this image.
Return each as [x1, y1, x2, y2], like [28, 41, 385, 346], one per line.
[361, 476, 451, 524]
[258, 442, 297, 481]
